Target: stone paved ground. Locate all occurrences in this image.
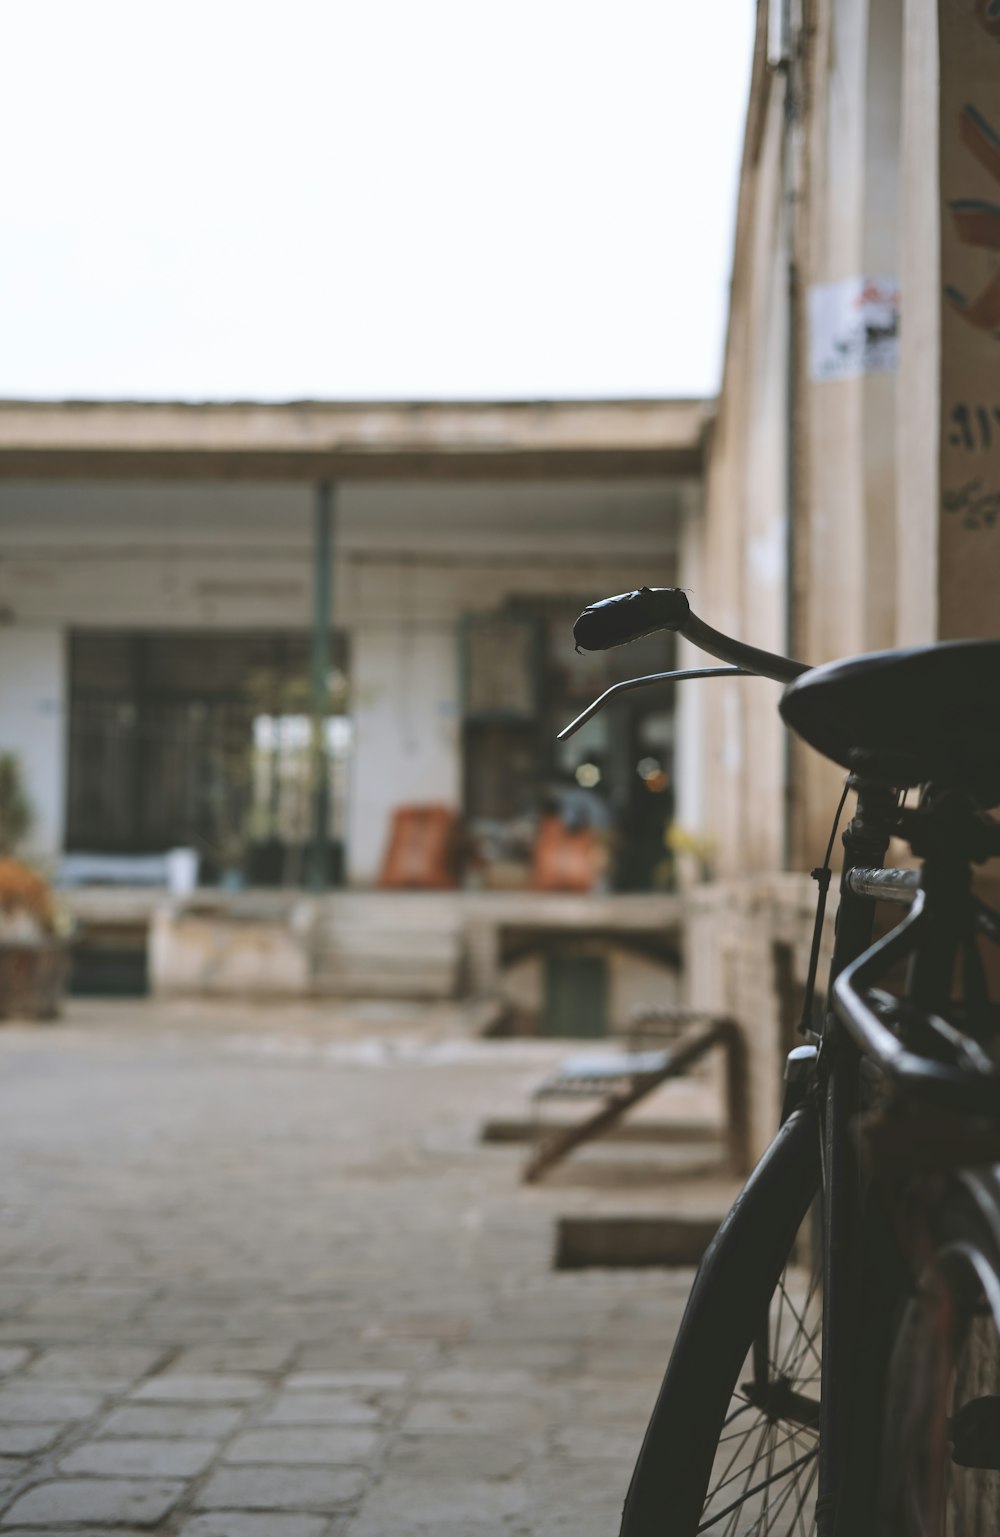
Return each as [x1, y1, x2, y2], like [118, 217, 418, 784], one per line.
[0, 999, 736, 1536]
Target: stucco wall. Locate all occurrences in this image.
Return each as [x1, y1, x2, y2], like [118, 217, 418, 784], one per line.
[0, 627, 65, 862]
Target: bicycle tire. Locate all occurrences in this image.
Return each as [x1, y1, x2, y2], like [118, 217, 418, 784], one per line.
[876, 1168, 1000, 1536]
[619, 1098, 822, 1537]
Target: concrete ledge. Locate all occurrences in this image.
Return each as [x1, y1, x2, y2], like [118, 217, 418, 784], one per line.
[0, 399, 711, 482]
[149, 901, 312, 997]
[481, 1117, 721, 1145]
[554, 1214, 720, 1269]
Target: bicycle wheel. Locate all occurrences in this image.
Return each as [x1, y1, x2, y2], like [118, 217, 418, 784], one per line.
[620, 1100, 823, 1537]
[877, 1172, 1000, 1536]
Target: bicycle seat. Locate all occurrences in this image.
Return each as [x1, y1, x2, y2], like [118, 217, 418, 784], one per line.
[779, 639, 1000, 806]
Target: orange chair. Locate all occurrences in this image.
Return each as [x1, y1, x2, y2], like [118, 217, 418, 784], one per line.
[379, 805, 460, 890]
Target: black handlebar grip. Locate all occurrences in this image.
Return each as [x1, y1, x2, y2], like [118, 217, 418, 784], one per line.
[573, 587, 691, 651]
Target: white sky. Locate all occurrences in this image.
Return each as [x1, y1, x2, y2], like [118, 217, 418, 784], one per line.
[1, 3, 754, 402]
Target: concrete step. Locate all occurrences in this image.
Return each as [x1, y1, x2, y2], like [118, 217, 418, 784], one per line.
[311, 925, 463, 998]
[314, 931, 461, 960]
[555, 1214, 721, 1269]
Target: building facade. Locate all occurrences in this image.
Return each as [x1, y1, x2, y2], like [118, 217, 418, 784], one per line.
[684, 0, 1000, 1154]
[0, 400, 704, 1020]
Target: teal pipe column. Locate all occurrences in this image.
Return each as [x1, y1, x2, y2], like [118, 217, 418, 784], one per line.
[308, 483, 335, 891]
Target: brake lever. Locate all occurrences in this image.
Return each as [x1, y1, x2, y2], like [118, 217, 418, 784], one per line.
[557, 666, 748, 742]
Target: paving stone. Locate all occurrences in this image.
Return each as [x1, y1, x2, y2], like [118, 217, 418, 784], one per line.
[345, 1523, 502, 1537]
[223, 1426, 381, 1466]
[0, 1001, 697, 1537]
[22, 1346, 164, 1385]
[194, 1464, 366, 1511]
[444, 1341, 581, 1371]
[400, 1396, 543, 1435]
[1, 1530, 151, 1537]
[283, 1370, 407, 1393]
[167, 1343, 296, 1375]
[293, 1343, 433, 1373]
[421, 1366, 542, 1398]
[526, 1507, 627, 1537]
[361, 1315, 468, 1344]
[1, 1477, 184, 1526]
[130, 1373, 266, 1403]
[262, 1394, 383, 1427]
[97, 1404, 245, 1439]
[180, 1517, 328, 1537]
[0, 1387, 104, 1423]
[356, 1474, 527, 1525]
[0, 1426, 64, 1456]
[552, 1422, 640, 1465]
[58, 1436, 218, 1477]
[391, 1432, 530, 1480]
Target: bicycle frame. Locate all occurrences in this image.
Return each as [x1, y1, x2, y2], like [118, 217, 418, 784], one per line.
[798, 779, 1000, 1536]
[565, 590, 1000, 1536]
[812, 779, 897, 1537]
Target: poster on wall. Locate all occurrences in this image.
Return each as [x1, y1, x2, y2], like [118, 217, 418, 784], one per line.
[807, 276, 900, 381]
[938, 0, 1000, 622]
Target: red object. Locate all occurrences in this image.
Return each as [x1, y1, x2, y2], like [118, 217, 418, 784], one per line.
[379, 806, 459, 890]
[532, 815, 600, 893]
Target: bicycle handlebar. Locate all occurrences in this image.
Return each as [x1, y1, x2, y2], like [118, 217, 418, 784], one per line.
[573, 587, 691, 650]
[573, 587, 809, 684]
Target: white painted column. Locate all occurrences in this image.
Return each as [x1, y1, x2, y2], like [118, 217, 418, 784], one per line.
[0, 627, 66, 862]
[346, 621, 461, 885]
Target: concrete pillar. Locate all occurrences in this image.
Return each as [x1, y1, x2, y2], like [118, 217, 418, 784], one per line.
[0, 627, 66, 863]
[896, 0, 940, 645]
[346, 621, 461, 885]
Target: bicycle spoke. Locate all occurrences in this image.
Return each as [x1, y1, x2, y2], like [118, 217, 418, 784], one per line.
[772, 1278, 787, 1379]
[711, 1414, 768, 1504]
[793, 1460, 819, 1537]
[774, 1281, 822, 1373]
[748, 1446, 819, 1536]
[745, 1453, 807, 1536]
[719, 1417, 773, 1537]
[710, 1423, 810, 1500]
[778, 1312, 821, 1378]
[695, 1247, 824, 1536]
[698, 1448, 818, 1533]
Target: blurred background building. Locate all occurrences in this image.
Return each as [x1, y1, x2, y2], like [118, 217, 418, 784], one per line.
[0, 399, 704, 1027]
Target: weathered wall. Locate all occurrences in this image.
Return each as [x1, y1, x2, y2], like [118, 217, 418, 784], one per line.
[937, 1, 1000, 638]
[692, 0, 1000, 1145]
[684, 874, 834, 1160]
[699, 0, 956, 877]
[699, 9, 791, 880]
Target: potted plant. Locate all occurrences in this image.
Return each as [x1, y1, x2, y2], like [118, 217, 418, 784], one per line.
[0, 754, 69, 1020]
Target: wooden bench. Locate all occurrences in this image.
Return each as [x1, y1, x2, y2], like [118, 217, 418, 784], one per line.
[522, 1010, 750, 1184]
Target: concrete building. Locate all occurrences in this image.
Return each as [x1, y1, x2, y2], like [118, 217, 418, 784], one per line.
[0, 399, 705, 1021]
[681, 0, 1000, 1156]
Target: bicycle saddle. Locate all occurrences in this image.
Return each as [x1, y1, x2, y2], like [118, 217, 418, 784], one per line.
[779, 638, 1000, 807]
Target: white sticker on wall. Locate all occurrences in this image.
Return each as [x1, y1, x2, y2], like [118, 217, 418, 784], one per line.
[808, 276, 900, 381]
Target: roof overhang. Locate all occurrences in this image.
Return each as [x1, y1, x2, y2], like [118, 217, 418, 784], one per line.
[0, 398, 711, 482]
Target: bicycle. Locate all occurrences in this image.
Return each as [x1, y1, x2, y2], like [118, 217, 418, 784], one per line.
[560, 586, 1000, 1537]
